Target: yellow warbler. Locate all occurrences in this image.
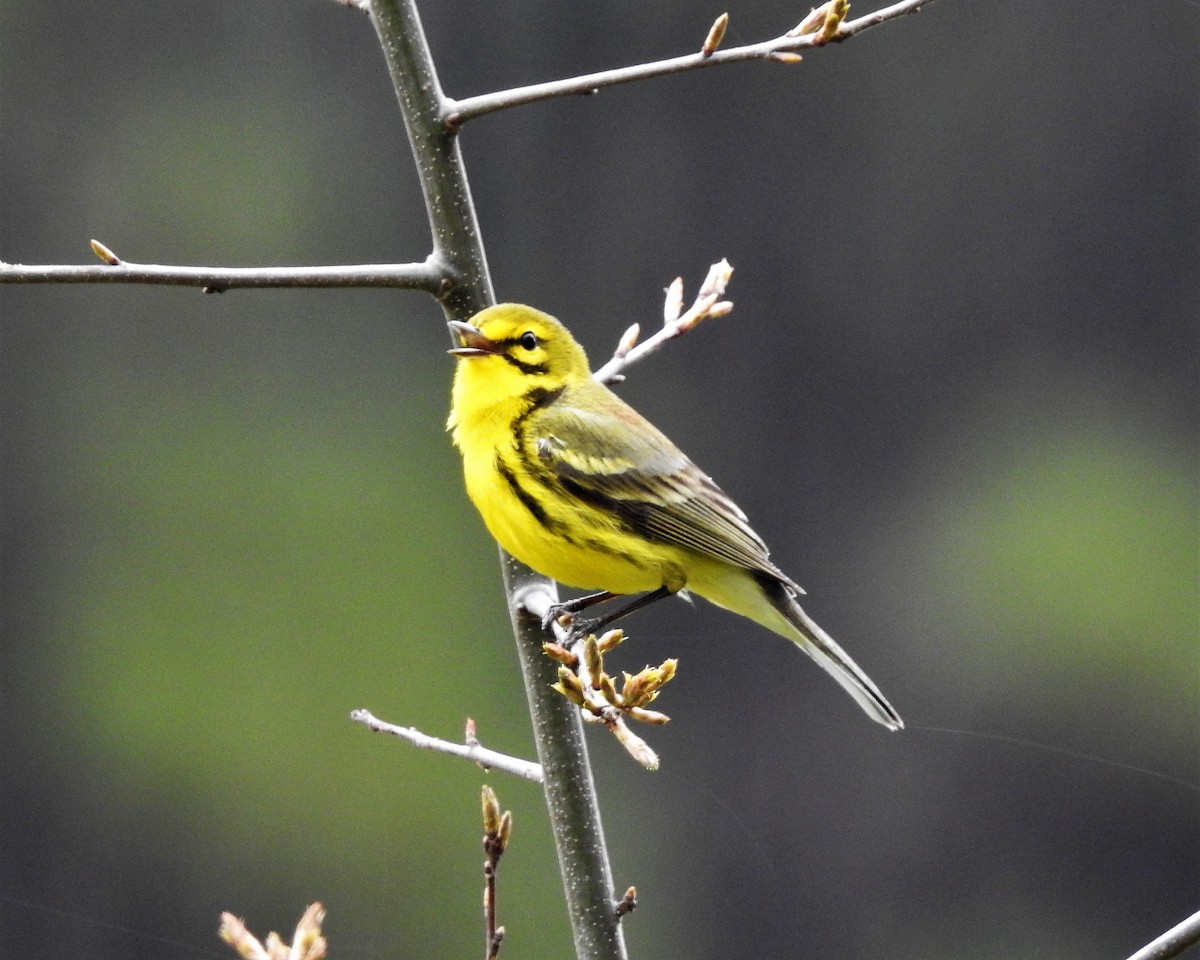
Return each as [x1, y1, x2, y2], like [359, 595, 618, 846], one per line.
[447, 303, 902, 730]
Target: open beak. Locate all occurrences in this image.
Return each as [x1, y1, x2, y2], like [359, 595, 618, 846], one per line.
[447, 320, 499, 357]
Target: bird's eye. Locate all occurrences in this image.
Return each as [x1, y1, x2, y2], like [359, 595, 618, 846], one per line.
[518, 331, 539, 351]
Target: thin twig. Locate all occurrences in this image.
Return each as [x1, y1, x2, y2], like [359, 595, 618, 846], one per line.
[481, 786, 512, 960]
[1124, 908, 1200, 960]
[593, 259, 734, 385]
[350, 709, 544, 783]
[446, 0, 941, 125]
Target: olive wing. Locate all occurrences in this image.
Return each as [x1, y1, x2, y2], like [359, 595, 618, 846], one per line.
[530, 396, 800, 590]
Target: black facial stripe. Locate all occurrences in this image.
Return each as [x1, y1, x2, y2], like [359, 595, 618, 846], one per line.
[500, 354, 548, 375]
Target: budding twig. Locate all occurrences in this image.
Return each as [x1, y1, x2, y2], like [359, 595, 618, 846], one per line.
[517, 586, 676, 769]
[481, 786, 513, 960]
[219, 902, 327, 960]
[446, 0, 943, 125]
[593, 258, 735, 385]
[544, 627, 677, 769]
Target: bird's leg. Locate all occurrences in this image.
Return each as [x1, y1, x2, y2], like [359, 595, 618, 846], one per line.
[556, 586, 675, 642]
[541, 591, 617, 631]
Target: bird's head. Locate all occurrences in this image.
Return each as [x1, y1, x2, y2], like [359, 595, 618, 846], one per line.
[448, 304, 592, 413]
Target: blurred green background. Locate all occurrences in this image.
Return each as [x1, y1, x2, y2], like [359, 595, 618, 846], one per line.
[1, 2, 1196, 959]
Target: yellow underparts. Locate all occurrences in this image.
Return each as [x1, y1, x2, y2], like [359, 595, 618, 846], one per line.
[461, 429, 685, 595]
[458, 420, 798, 642]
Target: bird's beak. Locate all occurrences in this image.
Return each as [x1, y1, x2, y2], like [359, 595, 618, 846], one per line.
[447, 320, 500, 357]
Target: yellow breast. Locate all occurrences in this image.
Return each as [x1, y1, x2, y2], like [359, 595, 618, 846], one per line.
[458, 430, 677, 594]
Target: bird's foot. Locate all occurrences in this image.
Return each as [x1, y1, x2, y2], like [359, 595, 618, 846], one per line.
[540, 602, 571, 632]
[540, 591, 616, 636]
[541, 603, 602, 643]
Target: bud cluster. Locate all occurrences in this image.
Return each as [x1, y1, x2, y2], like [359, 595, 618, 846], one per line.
[219, 903, 327, 960]
[545, 629, 679, 770]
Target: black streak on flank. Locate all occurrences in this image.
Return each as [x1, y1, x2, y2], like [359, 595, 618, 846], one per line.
[496, 456, 560, 534]
[558, 475, 651, 536]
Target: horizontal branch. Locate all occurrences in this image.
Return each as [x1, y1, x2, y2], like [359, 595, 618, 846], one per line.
[447, 0, 940, 124]
[350, 708, 545, 783]
[0, 248, 446, 294]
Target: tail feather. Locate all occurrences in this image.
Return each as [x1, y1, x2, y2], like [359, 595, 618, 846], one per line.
[688, 561, 904, 730]
[762, 578, 904, 731]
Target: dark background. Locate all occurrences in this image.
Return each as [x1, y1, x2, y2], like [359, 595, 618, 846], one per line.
[2, 2, 1197, 958]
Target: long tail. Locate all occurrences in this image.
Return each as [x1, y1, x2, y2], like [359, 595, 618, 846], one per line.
[762, 578, 904, 731]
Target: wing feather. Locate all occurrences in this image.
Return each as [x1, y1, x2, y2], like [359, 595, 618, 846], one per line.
[527, 390, 801, 591]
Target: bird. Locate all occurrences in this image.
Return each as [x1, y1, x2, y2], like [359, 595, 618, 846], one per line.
[446, 303, 902, 730]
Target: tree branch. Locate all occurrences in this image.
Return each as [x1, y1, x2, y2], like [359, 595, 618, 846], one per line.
[0, 253, 445, 292]
[7, 4, 948, 956]
[1124, 908, 1200, 960]
[446, 0, 941, 125]
[367, 0, 491, 316]
[350, 709, 545, 783]
[367, 2, 629, 958]
[502, 562, 630, 960]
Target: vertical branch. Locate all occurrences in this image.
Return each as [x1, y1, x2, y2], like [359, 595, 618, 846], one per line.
[503, 555, 629, 960]
[366, 2, 627, 958]
[367, 0, 491, 316]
